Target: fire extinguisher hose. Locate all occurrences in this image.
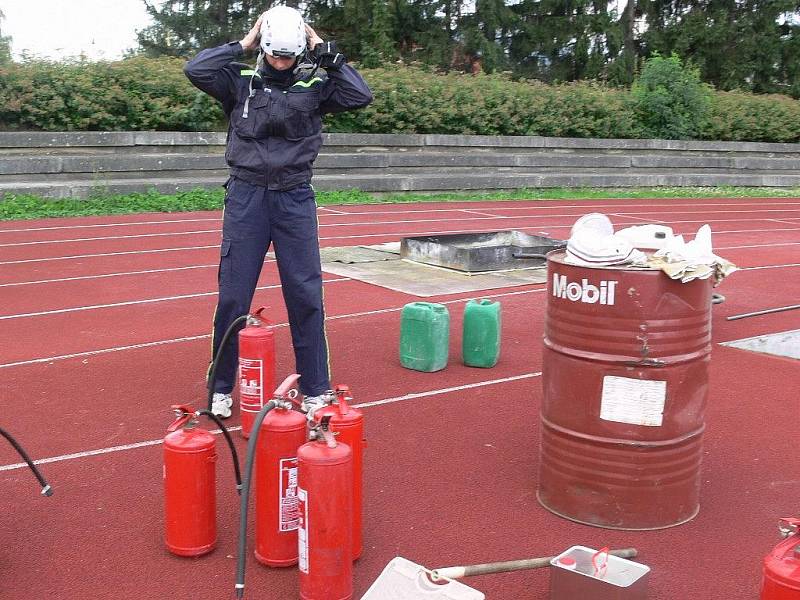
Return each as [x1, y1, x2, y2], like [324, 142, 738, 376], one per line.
[0, 427, 53, 496]
[196, 409, 243, 494]
[235, 399, 279, 599]
[206, 313, 250, 411]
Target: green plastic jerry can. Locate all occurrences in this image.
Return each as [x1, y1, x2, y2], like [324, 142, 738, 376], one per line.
[462, 299, 501, 368]
[399, 302, 450, 372]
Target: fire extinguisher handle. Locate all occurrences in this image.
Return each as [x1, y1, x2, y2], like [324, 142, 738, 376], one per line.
[779, 518, 800, 538]
[167, 404, 195, 432]
[335, 384, 352, 413]
[273, 373, 301, 398]
[252, 306, 270, 324]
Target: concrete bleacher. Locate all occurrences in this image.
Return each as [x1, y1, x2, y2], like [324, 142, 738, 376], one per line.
[1, 131, 799, 198]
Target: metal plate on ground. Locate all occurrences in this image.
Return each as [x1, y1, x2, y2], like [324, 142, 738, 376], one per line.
[319, 246, 400, 264]
[267, 243, 400, 264]
[321, 256, 546, 297]
[401, 230, 566, 272]
[720, 329, 800, 360]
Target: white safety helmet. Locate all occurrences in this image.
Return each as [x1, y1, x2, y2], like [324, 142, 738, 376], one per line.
[259, 5, 306, 58]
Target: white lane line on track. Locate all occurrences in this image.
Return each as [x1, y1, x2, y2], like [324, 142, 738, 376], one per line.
[0, 245, 219, 266]
[4, 201, 800, 234]
[1, 232, 796, 292]
[7, 208, 800, 246]
[769, 219, 800, 225]
[4, 222, 799, 267]
[0, 288, 543, 369]
[324, 224, 800, 243]
[0, 277, 352, 321]
[0, 372, 542, 472]
[460, 209, 500, 217]
[718, 241, 800, 250]
[355, 373, 541, 409]
[315, 201, 800, 215]
[0, 229, 219, 248]
[0, 217, 222, 233]
[0, 264, 218, 288]
[610, 213, 668, 224]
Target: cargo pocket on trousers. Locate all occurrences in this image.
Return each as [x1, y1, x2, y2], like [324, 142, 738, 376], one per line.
[218, 239, 232, 284]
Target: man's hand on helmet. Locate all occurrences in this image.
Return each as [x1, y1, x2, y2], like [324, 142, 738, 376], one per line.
[311, 40, 345, 70]
[304, 24, 324, 50]
[239, 16, 263, 53]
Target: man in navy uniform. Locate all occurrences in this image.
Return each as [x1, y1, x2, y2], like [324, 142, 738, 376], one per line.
[185, 6, 373, 417]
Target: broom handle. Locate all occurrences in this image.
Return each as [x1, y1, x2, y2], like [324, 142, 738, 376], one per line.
[431, 547, 638, 580]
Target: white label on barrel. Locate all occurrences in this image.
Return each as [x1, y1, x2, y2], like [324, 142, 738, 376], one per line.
[279, 458, 299, 532]
[600, 376, 666, 426]
[298, 487, 309, 573]
[239, 358, 263, 412]
[552, 273, 618, 305]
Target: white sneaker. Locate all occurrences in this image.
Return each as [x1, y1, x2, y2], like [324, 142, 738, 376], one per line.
[211, 392, 233, 419]
[301, 392, 333, 418]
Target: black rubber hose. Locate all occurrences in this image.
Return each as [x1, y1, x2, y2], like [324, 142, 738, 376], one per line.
[197, 409, 243, 494]
[0, 427, 53, 496]
[235, 400, 278, 599]
[206, 313, 249, 411]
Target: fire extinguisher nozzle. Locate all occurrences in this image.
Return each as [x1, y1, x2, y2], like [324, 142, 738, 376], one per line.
[235, 583, 244, 599]
[41, 485, 53, 497]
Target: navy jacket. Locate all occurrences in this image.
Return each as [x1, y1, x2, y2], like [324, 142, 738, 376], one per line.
[185, 42, 373, 190]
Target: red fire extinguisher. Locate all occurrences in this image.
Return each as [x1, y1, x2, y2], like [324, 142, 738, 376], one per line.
[254, 388, 307, 567]
[238, 307, 276, 439]
[313, 385, 365, 560]
[163, 404, 242, 557]
[761, 518, 800, 599]
[297, 416, 354, 600]
[235, 374, 306, 599]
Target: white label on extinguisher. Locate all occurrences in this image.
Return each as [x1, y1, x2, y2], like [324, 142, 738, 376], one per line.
[298, 487, 309, 574]
[239, 358, 263, 412]
[279, 458, 299, 532]
[600, 375, 666, 427]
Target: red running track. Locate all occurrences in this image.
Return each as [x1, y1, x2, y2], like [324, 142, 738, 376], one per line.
[1, 197, 800, 599]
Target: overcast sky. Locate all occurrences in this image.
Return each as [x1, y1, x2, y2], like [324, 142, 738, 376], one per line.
[1, 0, 155, 60]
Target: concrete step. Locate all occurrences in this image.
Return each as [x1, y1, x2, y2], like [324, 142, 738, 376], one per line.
[4, 151, 800, 177]
[5, 171, 800, 198]
[3, 164, 798, 186]
[2, 131, 799, 156]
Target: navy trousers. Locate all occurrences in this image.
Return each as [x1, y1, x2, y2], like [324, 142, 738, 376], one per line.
[210, 177, 330, 397]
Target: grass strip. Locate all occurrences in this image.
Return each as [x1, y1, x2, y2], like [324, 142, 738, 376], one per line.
[2, 186, 799, 220]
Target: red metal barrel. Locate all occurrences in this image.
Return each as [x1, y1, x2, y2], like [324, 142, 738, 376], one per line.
[538, 250, 713, 530]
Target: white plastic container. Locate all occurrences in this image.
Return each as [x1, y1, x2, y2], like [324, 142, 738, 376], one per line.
[615, 224, 674, 250]
[361, 556, 485, 600]
[549, 546, 650, 600]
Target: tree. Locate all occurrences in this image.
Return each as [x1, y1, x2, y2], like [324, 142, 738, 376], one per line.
[137, 0, 262, 57]
[632, 53, 712, 139]
[0, 9, 13, 65]
[606, 0, 639, 85]
[458, 0, 517, 72]
[641, 0, 800, 97]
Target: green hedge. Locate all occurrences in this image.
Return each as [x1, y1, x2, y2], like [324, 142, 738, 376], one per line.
[0, 56, 221, 131]
[2, 57, 799, 143]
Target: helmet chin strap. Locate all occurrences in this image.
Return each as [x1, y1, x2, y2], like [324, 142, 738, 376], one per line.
[242, 50, 264, 119]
